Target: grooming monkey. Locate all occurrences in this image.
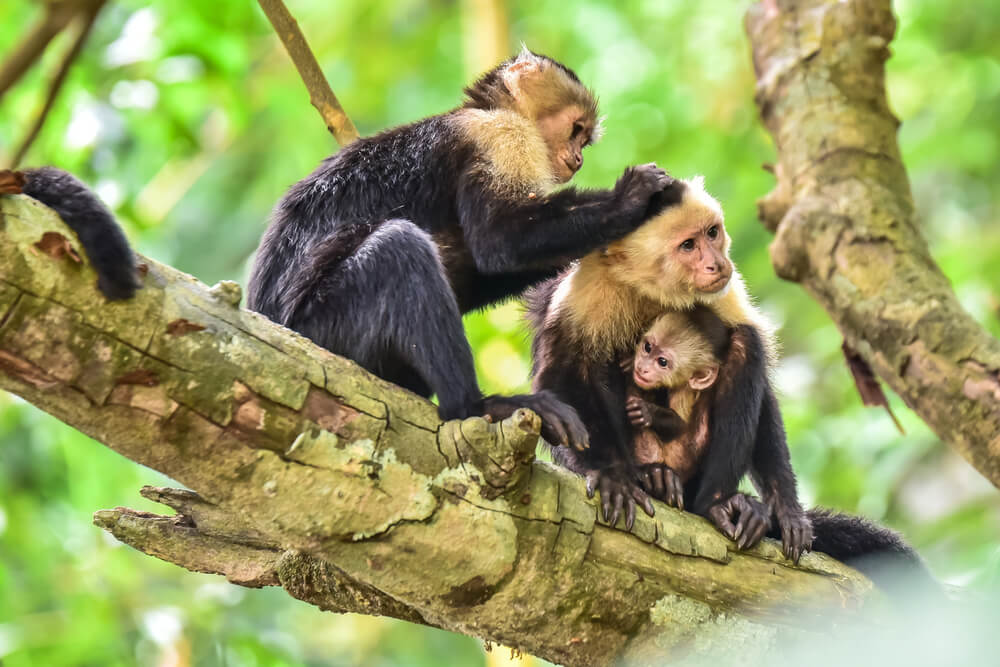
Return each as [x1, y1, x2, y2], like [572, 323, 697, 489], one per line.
[247, 48, 682, 449]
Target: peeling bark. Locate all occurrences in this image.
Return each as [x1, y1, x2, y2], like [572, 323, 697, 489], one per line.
[0, 195, 874, 665]
[747, 0, 1000, 487]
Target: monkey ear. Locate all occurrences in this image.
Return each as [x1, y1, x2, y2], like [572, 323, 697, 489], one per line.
[689, 366, 719, 391]
[503, 51, 545, 100]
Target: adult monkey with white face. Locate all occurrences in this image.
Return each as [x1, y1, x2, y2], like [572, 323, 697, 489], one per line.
[247, 49, 681, 449]
[527, 178, 800, 536]
[529, 178, 927, 576]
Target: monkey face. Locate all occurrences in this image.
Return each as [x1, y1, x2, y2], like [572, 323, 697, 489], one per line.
[671, 219, 733, 294]
[605, 178, 735, 307]
[536, 104, 594, 183]
[633, 336, 678, 389]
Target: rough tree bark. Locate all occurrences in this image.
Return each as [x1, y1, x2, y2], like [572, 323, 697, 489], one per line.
[748, 0, 1000, 486]
[0, 196, 871, 664]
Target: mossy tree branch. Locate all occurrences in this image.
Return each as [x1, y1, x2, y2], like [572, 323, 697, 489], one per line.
[747, 0, 1000, 486]
[0, 195, 873, 665]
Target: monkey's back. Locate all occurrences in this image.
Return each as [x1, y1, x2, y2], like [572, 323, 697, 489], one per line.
[247, 112, 475, 320]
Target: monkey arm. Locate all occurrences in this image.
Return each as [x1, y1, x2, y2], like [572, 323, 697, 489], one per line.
[750, 384, 813, 562]
[689, 324, 767, 516]
[457, 166, 683, 275]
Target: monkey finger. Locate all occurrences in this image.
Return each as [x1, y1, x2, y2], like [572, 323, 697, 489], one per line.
[640, 470, 653, 495]
[609, 491, 624, 528]
[540, 419, 568, 449]
[673, 474, 684, 510]
[585, 472, 599, 499]
[625, 499, 636, 531]
[667, 470, 683, 510]
[651, 467, 665, 499]
[632, 486, 655, 517]
[709, 508, 737, 540]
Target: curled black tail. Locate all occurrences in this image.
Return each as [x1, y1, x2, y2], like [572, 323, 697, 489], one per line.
[808, 508, 938, 596]
[19, 167, 141, 300]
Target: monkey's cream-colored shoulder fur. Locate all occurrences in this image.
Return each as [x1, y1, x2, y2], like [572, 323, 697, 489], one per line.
[451, 108, 556, 195]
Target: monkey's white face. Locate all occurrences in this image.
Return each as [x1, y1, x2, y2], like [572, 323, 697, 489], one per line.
[605, 178, 733, 308]
[535, 105, 594, 183]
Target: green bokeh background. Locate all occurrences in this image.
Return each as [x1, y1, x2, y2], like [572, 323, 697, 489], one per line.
[1, 1, 998, 664]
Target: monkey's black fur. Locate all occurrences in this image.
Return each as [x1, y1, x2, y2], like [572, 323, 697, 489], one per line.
[247, 54, 676, 447]
[19, 167, 140, 300]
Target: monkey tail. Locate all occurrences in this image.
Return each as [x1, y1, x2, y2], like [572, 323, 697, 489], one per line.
[807, 507, 939, 597]
[18, 166, 141, 300]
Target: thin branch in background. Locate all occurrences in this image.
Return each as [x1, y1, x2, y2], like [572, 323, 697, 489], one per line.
[0, 1, 84, 104]
[9, 1, 106, 169]
[460, 0, 510, 80]
[256, 0, 360, 146]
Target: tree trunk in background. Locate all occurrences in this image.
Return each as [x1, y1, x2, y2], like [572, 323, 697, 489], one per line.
[747, 0, 1000, 487]
[0, 196, 870, 666]
[461, 0, 510, 79]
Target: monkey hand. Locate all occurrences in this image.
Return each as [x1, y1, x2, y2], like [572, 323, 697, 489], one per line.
[636, 464, 684, 510]
[707, 493, 771, 551]
[618, 354, 634, 373]
[775, 504, 813, 563]
[625, 396, 653, 427]
[585, 466, 654, 531]
[484, 391, 590, 452]
[613, 163, 674, 215]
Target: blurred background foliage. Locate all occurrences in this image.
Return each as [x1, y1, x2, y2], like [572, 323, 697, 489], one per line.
[1, 0, 998, 664]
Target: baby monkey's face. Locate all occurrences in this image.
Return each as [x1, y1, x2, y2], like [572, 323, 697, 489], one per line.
[633, 335, 678, 390]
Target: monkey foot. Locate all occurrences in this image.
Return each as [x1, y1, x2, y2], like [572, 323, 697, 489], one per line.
[585, 468, 654, 531]
[708, 493, 771, 551]
[636, 464, 684, 510]
[775, 506, 813, 563]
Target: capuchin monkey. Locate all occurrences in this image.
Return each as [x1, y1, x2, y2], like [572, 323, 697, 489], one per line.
[0, 167, 141, 301]
[528, 177, 932, 582]
[247, 48, 682, 450]
[621, 308, 779, 552]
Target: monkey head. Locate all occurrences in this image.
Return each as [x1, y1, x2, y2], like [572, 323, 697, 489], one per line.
[605, 177, 735, 307]
[463, 48, 602, 183]
[632, 311, 720, 392]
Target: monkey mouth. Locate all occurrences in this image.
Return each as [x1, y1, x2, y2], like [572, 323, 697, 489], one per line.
[633, 370, 656, 390]
[701, 274, 731, 293]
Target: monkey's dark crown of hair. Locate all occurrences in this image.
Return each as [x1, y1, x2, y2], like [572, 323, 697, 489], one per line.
[462, 48, 597, 116]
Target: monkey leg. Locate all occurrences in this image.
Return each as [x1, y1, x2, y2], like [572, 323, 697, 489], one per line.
[752, 384, 814, 563]
[636, 464, 684, 510]
[285, 219, 483, 419]
[706, 493, 771, 551]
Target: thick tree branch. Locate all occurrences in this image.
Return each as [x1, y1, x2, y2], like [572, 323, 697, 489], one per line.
[0, 195, 872, 665]
[256, 0, 360, 146]
[747, 0, 1000, 486]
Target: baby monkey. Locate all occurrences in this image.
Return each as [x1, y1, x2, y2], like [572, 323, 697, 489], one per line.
[620, 307, 772, 550]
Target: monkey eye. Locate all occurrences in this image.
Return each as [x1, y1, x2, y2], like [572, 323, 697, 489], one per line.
[570, 122, 584, 139]
[680, 239, 695, 252]
[643, 340, 652, 354]
[657, 357, 669, 368]
[707, 225, 719, 239]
